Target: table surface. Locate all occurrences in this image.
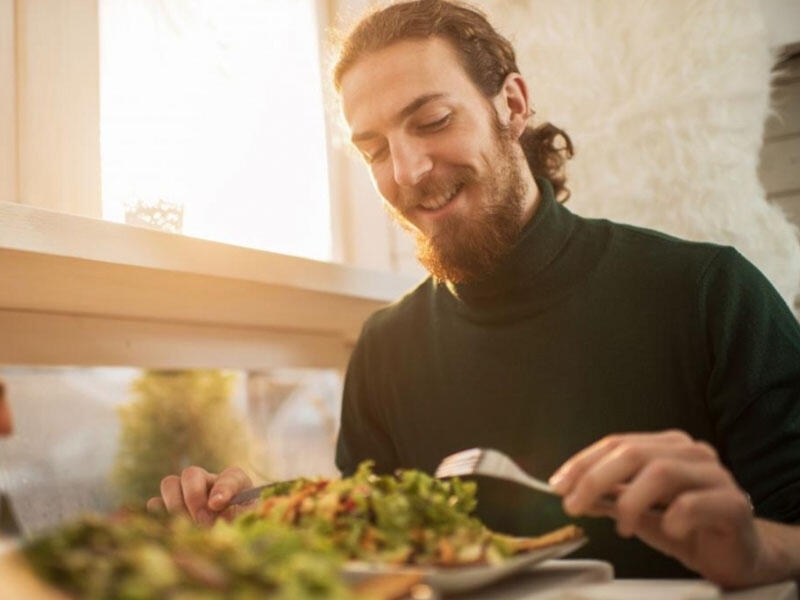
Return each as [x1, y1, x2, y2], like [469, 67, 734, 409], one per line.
[470, 560, 798, 600]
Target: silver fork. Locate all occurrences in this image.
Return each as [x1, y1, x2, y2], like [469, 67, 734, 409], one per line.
[435, 448, 557, 496]
[435, 447, 663, 514]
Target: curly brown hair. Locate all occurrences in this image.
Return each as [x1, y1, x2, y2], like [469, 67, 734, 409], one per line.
[333, 0, 573, 201]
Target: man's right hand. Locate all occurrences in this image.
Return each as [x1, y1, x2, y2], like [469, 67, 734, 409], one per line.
[146, 465, 253, 526]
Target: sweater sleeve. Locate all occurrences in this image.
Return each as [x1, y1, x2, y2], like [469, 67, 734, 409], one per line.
[335, 321, 400, 477]
[701, 247, 800, 523]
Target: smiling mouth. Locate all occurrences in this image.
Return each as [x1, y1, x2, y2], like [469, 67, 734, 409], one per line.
[418, 183, 464, 212]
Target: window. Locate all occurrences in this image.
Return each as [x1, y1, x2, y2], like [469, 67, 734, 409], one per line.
[0, 366, 341, 534]
[100, 0, 332, 259]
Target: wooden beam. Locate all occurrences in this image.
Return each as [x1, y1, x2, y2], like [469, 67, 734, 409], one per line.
[0, 309, 354, 370]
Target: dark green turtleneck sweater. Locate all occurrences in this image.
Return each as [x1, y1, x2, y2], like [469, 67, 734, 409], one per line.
[335, 178, 800, 578]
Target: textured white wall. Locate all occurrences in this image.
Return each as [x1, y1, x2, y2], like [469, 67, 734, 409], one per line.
[478, 0, 800, 309]
[759, 0, 800, 49]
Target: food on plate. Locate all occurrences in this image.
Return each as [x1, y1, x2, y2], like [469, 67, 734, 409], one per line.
[20, 461, 583, 598]
[246, 461, 583, 567]
[23, 511, 355, 600]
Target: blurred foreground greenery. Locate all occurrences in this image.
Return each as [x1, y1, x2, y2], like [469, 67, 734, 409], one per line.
[24, 510, 355, 600]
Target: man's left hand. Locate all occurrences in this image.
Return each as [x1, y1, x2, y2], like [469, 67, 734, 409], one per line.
[548, 430, 793, 588]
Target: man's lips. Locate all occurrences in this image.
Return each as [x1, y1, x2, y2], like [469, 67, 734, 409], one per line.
[413, 182, 465, 215]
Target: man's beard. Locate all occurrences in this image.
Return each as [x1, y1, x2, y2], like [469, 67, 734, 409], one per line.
[390, 123, 528, 284]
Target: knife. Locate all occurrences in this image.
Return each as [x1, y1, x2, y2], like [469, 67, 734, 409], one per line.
[228, 482, 282, 506]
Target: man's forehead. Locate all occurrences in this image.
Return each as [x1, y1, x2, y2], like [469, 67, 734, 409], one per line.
[339, 38, 476, 131]
[342, 36, 464, 80]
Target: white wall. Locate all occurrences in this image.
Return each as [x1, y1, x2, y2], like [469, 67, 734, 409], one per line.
[760, 54, 800, 311]
[759, 0, 800, 50]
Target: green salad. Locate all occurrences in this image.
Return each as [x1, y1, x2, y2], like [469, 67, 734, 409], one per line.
[249, 461, 514, 566]
[21, 461, 566, 599]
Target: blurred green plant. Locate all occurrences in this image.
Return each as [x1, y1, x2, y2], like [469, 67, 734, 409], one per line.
[113, 370, 251, 505]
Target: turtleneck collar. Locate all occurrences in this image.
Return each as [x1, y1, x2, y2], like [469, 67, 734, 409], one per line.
[440, 177, 577, 312]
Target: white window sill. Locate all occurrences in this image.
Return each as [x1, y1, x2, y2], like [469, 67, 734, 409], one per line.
[0, 202, 419, 369]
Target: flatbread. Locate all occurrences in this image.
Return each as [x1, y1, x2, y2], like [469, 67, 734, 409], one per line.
[496, 524, 585, 554]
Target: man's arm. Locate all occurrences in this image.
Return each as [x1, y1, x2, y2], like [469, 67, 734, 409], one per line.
[701, 248, 800, 524]
[549, 249, 800, 587]
[549, 430, 800, 588]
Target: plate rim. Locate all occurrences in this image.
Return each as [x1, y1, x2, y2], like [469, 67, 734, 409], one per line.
[342, 535, 587, 593]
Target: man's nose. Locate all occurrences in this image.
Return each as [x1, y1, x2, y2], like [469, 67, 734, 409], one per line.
[391, 139, 432, 187]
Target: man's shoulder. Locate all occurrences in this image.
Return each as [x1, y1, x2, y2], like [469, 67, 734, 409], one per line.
[596, 217, 730, 269]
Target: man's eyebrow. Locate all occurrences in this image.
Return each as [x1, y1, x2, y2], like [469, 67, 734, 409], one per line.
[351, 93, 447, 143]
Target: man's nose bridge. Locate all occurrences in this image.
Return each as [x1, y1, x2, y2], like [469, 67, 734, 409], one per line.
[391, 136, 432, 186]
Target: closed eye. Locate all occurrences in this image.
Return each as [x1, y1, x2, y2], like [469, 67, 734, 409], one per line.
[362, 146, 388, 164]
[418, 114, 451, 133]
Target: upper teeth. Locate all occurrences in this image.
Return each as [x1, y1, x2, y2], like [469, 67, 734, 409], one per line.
[420, 185, 460, 210]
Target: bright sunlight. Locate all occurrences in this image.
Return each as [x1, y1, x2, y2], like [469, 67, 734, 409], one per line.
[100, 0, 332, 260]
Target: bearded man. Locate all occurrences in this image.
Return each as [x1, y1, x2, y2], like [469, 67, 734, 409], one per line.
[151, 0, 800, 587]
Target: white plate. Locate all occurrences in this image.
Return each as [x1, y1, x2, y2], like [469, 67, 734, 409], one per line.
[342, 536, 587, 594]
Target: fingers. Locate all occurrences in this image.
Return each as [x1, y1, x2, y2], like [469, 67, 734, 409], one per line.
[146, 496, 166, 513]
[207, 467, 253, 511]
[549, 430, 766, 587]
[550, 431, 733, 528]
[180, 466, 220, 525]
[551, 430, 714, 497]
[159, 474, 190, 517]
[550, 431, 718, 514]
[157, 466, 216, 523]
[612, 460, 731, 537]
[145, 465, 253, 525]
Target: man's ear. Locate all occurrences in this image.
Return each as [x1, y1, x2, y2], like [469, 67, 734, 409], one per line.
[493, 73, 531, 139]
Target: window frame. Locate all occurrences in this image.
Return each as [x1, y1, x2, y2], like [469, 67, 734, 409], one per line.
[0, 0, 417, 370]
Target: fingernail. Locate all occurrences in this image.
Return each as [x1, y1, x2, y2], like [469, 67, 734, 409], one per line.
[210, 492, 227, 508]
